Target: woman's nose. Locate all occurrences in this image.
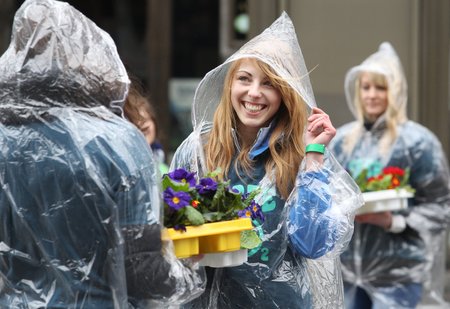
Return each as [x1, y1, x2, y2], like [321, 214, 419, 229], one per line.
[365, 87, 376, 98]
[248, 83, 262, 97]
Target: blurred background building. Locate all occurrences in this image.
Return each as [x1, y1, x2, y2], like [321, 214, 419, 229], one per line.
[1, 0, 450, 301]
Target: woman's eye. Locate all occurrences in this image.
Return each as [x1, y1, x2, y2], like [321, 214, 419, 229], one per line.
[237, 75, 250, 82]
[263, 81, 273, 87]
[376, 85, 387, 91]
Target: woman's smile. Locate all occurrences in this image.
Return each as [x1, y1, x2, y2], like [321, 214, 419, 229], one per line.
[243, 101, 266, 112]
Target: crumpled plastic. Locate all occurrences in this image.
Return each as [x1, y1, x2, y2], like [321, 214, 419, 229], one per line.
[171, 12, 362, 308]
[331, 42, 450, 307]
[0, 0, 205, 307]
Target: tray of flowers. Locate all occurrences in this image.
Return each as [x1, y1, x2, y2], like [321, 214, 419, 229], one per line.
[162, 168, 264, 267]
[354, 166, 415, 215]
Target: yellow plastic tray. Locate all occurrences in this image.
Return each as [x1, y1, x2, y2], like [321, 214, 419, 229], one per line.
[165, 218, 253, 258]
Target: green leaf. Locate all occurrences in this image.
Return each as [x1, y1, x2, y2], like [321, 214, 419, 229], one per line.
[400, 168, 411, 187]
[354, 169, 368, 191]
[185, 206, 205, 225]
[210, 181, 227, 211]
[244, 188, 261, 206]
[204, 168, 222, 179]
[202, 211, 225, 222]
[240, 230, 262, 249]
[162, 174, 190, 191]
[367, 175, 392, 191]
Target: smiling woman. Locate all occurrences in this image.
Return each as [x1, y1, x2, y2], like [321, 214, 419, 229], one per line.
[169, 12, 362, 308]
[230, 58, 282, 145]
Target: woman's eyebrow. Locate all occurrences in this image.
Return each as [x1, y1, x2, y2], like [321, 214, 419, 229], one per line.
[236, 69, 251, 74]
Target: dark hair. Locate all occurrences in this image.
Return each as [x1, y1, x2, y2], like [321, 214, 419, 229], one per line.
[123, 74, 160, 139]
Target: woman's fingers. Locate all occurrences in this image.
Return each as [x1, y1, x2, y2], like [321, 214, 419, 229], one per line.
[307, 107, 336, 140]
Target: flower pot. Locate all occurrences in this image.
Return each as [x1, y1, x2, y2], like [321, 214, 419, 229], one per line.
[199, 249, 248, 268]
[357, 188, 414, 215]
[165, 218, 253, 260]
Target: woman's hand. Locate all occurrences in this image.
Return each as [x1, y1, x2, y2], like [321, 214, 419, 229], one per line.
[305, 107, 336, 146]
[355, 211, 393, 230]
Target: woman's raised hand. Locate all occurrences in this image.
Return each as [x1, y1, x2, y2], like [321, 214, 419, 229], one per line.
[305, 107, 336, 146]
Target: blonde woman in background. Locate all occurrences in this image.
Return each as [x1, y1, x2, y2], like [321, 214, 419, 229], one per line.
[330, 42, 450, 309]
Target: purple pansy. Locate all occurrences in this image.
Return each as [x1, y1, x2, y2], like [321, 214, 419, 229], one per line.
[238, 208, 252, 219]
[163, 187, 191, 210]
[238, 200, 264, 222]
[168, 168, 197, 187]
[196, 177, 218, 195]
[250, 201, 265, 222]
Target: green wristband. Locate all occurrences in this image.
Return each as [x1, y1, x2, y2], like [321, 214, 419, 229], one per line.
[305, 143, 325, 154]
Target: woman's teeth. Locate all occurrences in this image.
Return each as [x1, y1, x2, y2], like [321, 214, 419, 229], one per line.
[244, 102, 263, 111]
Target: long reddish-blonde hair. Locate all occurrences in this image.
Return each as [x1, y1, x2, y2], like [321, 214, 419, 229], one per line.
[205, 58, 308, 199]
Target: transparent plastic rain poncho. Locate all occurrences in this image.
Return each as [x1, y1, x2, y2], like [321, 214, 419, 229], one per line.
[171, 12, 363, 308]
[0, 0, 205, 308]
[330, 42, 450, 307]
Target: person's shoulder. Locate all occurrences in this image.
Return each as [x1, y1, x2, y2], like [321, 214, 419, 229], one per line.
[170, 133, 198, 167]
[401, 120, 443, 149]
[402, 121, 439, 140]
[404, 120, 430, 131]
[83, 115, 150, 153]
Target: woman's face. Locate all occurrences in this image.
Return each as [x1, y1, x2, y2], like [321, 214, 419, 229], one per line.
[230, 59, 282, 134]
[359, 72, 389, 121]
[138, 111, 156, 145]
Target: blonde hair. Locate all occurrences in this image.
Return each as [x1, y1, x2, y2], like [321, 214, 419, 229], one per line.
[205, 58, 308, 199]
[343, 72, 405, 157]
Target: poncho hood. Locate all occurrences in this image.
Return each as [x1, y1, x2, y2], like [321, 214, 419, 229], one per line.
[191, 12, 316, 129]
[0, 0, 129, 122]
[344, 42, 408, 120]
